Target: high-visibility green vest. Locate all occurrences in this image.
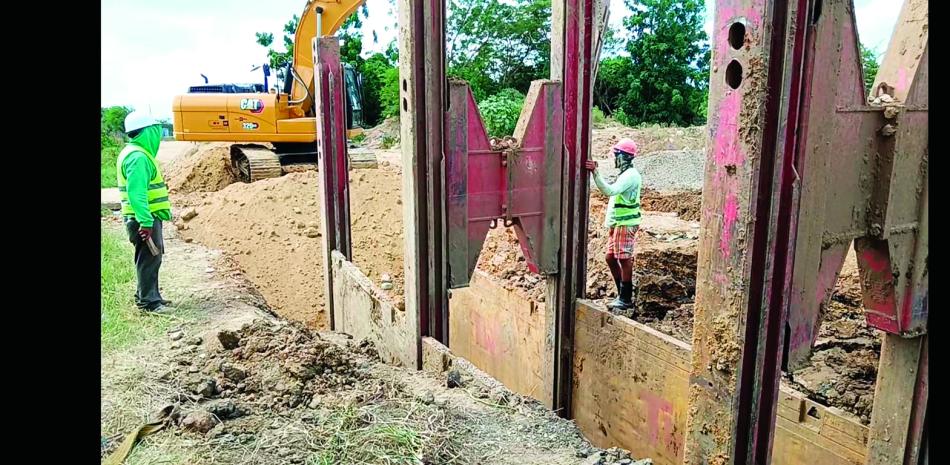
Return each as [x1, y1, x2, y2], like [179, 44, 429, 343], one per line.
[116, 145, 171, 216]
[612, 188, 642, 227]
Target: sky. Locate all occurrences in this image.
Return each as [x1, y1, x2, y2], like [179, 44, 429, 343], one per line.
[101, 0, 902, 121]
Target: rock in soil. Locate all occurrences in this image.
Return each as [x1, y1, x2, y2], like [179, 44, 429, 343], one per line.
[446, 369, 463, 389]
[205, 399, 245, 420]
[192, 378, 217, 398]
[181, 208, 199, 221]
[181, 410, 218, 433]
[220, 363, 248, 382]
[217, 330, 241, 350]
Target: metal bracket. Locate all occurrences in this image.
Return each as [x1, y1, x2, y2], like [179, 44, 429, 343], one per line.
[444, 80, 563, 288]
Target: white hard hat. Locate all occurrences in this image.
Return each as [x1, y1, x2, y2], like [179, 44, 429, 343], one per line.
[124, 110, 159, 133]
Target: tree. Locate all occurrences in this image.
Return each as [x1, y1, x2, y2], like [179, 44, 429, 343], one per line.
[593, 57, 634, 115]
[860, 44, 880, 94]
[256, 16, 299, 89]
[603, 0, 709, 126]
[361, 48, 400, 124]
[447, 0, 551, 102]
[101, 106, 133, 144]
[478, 88, 525, 137]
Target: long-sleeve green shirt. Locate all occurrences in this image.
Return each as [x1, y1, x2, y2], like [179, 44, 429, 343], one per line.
[591, 168, 642, 228]
[121, 125, 170, 227]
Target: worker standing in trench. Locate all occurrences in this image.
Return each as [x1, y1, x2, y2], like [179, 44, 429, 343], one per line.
[584, 138, 642, 311]
[116, 111, 173, 313]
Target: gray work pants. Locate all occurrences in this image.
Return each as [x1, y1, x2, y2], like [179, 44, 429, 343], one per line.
[125, 217, 165, 310]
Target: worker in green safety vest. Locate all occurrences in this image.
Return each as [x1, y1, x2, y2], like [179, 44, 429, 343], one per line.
[585, 138, 642, 311]
[116, 111, 173, 313]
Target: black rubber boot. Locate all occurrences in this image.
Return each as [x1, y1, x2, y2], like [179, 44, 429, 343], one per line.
[608, 282, 634, 310]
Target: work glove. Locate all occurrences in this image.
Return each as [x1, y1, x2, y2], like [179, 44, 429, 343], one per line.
[138, 227, 153, 241]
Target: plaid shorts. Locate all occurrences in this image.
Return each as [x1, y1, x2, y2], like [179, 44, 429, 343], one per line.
[606, 225, 639, 260]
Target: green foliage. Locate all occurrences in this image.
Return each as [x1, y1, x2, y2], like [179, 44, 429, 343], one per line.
[101, 146, 120, 188]
[477, 88, 525, 138]
[100, 227, 178, 352]
[255, 15, 299, 88]
[101, 106, 132, 188]
[381, 135, 399, 150]
[101, 106, 132, 141]
[860, 44, 880, 94]
[447, 0, 551, 102]
[592, 107, 607, 128]
[594, 0, 710, 126]
[612, 107, 632, 126]
[360, 49, 400, 125]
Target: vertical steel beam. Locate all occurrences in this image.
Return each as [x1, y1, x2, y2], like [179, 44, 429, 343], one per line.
[424, 0, 449, 344]
[397, 0, 448, 348]
[684, 0, 802, 462]
[397, 0, 429, 368]
[549, 0, 595, 418]
[314, 36, 352, 329]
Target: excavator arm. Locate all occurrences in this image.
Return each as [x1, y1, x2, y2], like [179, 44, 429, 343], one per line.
[288, 0, 366, 116]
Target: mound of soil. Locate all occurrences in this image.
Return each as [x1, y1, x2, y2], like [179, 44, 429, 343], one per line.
[591, 125, 706, 158]
[641, 188, 703, 221]
[362, 117, 400, 149]
[165, 143, 238, 194]
[174, 168, 406, 329]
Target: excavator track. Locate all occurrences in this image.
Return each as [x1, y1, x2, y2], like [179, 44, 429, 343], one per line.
[230, 145, 283, 183]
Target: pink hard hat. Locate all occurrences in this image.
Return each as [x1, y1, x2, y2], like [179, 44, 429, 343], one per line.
[613, 138, 638, 156]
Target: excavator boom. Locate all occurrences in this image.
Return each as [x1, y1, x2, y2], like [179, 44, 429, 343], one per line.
[288, 0, 367, 114]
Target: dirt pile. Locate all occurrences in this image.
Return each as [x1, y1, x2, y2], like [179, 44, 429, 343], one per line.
[591, 124, 706, 158]
[165, 143, 237, 194]
[148, 320, 606, 463]
[172, 167, 406, 329]
[641, 189, 703, 221]
[167, 321, 371, 416]
[361, 117, 400, 149]
[365, 119, 705, 155]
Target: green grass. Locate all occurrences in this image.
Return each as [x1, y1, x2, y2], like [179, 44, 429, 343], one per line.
[101, 145, 119, 188]
[100, 226, 174, 352]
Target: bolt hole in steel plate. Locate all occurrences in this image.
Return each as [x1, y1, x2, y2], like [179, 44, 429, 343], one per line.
[728, 22, 746, 49]
[726, 60, 743, 89]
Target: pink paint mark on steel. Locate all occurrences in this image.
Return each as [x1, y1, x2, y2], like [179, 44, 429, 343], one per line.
[860, 248, 890, 273]
[472, 312, 499, 355]
[714, 272, 727, 285]
[896, 67, 910, 97]
[788, 324, 812, 351]
[713, 1, 764, 61]
[713, 94, 743, 168]
[815, 249, 846, 305]
[720, 192, 739, 258]
[641, 390, 680, 455]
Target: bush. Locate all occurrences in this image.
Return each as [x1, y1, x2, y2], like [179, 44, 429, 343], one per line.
[379, 67, 401, 120]
[592, 107, 607, 128]
[101, 145, 120, 188]
[381, 135, 399, 149]
[612, 107, 633, 127]
[477, 88, 525, 138]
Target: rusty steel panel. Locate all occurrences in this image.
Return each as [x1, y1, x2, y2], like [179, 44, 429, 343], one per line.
[444, 80, 563, 288]
[313, 36, 352, 328]
[785, 0, 928, 372]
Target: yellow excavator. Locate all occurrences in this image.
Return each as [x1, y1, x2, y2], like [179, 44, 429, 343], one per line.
[172, 0, 366, 183]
